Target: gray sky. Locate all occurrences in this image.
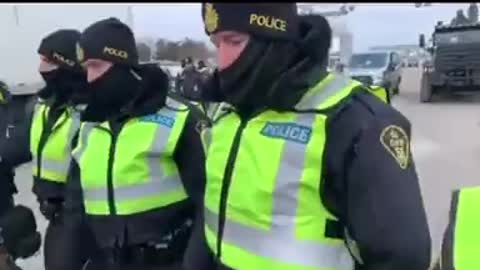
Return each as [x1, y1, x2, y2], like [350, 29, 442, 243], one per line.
[132, 3, 469, 51]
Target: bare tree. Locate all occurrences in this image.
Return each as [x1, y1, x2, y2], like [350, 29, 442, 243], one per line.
[153, 37, 217, 62]
[154, 38, 180, 61]
[137, 42, 151, 62]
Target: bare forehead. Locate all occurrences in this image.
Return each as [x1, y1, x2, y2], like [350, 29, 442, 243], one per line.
[39, 54, 49, 61]
[83, 59, 112, 67]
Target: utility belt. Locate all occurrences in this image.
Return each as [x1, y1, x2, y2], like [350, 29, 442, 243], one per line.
[99, 243, 177, 266]
[98, 218, 192, 266]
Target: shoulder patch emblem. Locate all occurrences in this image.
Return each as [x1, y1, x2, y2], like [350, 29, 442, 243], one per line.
[380, 125, 410, 169]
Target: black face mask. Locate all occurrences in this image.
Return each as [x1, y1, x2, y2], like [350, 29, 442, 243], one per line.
[86, 64, 139, 116]
[216, 37, 307, 116]
[38, 69, 61, 100]
[38, 69, 88, 106]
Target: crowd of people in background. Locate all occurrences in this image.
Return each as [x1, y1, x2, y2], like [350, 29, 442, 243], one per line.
[173, 57, 213, 101]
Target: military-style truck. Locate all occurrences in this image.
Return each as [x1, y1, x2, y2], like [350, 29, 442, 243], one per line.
[419, 22, 480, 102]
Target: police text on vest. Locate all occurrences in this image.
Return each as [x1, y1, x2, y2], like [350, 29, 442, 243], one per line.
[141, 114, 175, 128]
[261, 122, 312, 144]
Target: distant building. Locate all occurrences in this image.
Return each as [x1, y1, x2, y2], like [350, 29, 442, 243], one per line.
[327, 16, 354, 67]
[369, 44, 419, 51]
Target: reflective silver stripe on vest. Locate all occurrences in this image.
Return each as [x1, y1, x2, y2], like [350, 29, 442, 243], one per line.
[295, 74, 353, 110]
[205, 79, 354, 269]
[37, 111, 81, 177]
[203, 103, 233, 152]
[75, 109, 183, 202]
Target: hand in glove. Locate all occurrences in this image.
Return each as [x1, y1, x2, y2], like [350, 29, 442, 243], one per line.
[0, 205, 41, 260]
[39, 198, 64, 222]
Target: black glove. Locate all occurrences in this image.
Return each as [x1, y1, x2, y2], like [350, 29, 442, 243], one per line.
[39, 198, 64, 222]
[0, 205, 42, 260]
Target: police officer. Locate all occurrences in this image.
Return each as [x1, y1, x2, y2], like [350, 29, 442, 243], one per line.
[69, 18, 205, 269]
[0, 83, 35, 218]
[0, 81, 39, 270]
[32, 29, 94, 270]
[437, 186, 480, 269]
[188, 3, 431, 270]
[0, 82, 16, 217]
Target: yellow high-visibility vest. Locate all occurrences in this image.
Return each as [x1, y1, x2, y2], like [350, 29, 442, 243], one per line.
[440, 186, 480, 270]
[368, 85, 390, 104]
[30, 103, 80, 183]
[203, 73, 362, 270]
[72, 98, 190, 216]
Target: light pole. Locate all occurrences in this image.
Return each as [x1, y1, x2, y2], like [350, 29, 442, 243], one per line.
[297, 3, 356, 17]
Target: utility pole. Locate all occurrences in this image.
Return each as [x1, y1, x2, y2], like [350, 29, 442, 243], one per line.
[13, 5, 19, 26]
[126, 5, 134, 30]
[298, 3, 355, 17]
[415, 3, 433, 8]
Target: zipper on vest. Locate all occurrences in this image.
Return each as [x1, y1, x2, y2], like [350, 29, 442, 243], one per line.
[35, 108, 48, 180]
[216, 118, 248, 259]
[96, 126, 118, 215]
[36, 108, 65, 180]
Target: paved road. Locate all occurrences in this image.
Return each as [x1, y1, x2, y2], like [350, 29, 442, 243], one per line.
[13, 67, 480, 269]
[393, 68, 480, 264]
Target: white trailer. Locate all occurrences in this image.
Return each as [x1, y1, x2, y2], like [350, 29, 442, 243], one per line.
[0, 4, 133, 94]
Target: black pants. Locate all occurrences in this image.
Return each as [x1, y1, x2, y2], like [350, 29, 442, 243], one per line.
[81, 247, 185, 270]
[82, 260, 184, 270]
[44, 214, 98, 270]
[0, 195, 13, 217]
[183, 210, 215, 270]
[0, 173, 15, 217]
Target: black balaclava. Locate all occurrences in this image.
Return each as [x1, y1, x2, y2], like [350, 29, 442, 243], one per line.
[87, 65, 139, 114]
[299, 14, 332, 69]
[78, 17, 141, 120]
[37, 29, 87, 106]
[39, 70, 88, 106]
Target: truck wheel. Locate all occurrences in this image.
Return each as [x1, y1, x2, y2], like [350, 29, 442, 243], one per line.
[420, 73, 432, 103]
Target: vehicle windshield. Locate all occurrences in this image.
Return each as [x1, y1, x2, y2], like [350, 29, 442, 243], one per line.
[434, 30, 480, 45]
[349, 53, 388, 69]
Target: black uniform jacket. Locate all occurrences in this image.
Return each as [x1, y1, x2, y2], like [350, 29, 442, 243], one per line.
[184, 17, 431, 270]
[0, 94, 36, 215]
